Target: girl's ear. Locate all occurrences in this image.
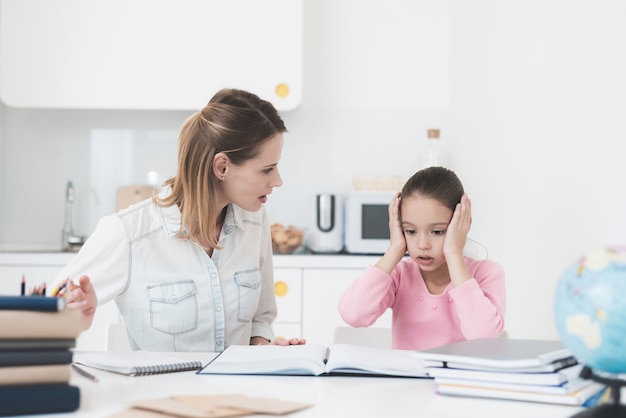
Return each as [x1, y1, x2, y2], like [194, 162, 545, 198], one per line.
[212, 152, 229, 180]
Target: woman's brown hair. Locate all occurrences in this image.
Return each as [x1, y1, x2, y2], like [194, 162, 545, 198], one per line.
[155, 88, 287, 249]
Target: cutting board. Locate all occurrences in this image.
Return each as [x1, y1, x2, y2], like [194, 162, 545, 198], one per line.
[116, 185, 158, 211]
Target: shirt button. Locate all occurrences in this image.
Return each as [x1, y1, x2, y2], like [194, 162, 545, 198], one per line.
[418, 296, 424, 301]
[448, 298, 453, 303]
[211, 273, 217, 278]
[216, 306, 222, 312]
[432, 305, 438, 310]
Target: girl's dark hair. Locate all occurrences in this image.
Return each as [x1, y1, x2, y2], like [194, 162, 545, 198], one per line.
[401, 166, 464, 211]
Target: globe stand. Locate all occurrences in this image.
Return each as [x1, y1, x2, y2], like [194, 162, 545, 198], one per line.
[570, 366, 626, 417]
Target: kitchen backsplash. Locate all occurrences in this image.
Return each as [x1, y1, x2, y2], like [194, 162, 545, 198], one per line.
[87, 129, 178, 233]
[0, 106, 448, 250]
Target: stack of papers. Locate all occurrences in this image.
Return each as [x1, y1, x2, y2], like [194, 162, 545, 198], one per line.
[414, 338, 607, 406]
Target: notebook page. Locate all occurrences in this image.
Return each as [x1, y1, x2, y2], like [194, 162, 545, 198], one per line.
[325, 344, 431, 377]
[198, 344, 329, 375]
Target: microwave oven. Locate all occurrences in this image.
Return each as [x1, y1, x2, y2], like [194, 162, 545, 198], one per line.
[344, 191, 396, 254]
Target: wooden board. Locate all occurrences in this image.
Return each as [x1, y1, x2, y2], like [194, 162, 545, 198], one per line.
[116, 186, 158, 211]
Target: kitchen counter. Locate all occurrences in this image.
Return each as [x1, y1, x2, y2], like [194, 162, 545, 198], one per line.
[0, 250, 382, 269]
[273, 253, 380, 269]
[0, 251, 76, 266]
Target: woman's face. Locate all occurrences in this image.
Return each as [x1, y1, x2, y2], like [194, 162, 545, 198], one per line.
[219, 133, 284, 212]
[400, 194, 453, 273]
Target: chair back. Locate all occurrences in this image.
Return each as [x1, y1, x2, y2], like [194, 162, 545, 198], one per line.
[333, 326, 392, 349]
[106, 322, 132, 351]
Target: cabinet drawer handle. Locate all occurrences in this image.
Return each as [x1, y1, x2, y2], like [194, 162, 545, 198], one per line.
[274, 281, 289, 297]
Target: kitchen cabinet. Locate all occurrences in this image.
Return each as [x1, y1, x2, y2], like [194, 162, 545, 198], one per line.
[273, 254, 391, 347]
[272, 267, 303, 340]
[301, 267, 391, 347]
[302, 267, 362, 346]
[0, 0, 302, 111]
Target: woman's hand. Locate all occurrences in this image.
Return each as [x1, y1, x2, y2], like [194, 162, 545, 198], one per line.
[250, 336, 307, 345]
[273, 337, 307, 346]
[65, 275, 98, 331]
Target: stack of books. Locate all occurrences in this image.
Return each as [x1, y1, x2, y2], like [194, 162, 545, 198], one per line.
[415, 338, 607, 406]
[0, 295, 82, 416]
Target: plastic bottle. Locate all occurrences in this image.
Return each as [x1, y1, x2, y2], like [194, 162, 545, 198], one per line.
[422, 129, 441, 168]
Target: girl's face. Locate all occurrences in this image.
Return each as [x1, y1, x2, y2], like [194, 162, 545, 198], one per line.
[219, 133, 284, 212]
[400, 194, 453, 274]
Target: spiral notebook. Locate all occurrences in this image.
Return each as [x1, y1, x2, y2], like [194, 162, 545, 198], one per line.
[73, 351, 203, 376]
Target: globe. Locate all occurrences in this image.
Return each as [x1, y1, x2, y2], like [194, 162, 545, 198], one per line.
[554, 246, 626, 374]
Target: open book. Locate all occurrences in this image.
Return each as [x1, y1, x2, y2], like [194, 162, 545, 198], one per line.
[198, 343, 436, 378]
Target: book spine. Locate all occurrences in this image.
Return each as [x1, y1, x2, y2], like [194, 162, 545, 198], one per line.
[0, 349, 73, 367]
[0, 296, 66, 312]
[0, 338, 76, 350]
[0, 364, 71, 385]
[0, 309, 82, 339]
[0, 384, 80, 416]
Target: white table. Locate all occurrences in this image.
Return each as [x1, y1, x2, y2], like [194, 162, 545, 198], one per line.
[24, 352, 591, 418]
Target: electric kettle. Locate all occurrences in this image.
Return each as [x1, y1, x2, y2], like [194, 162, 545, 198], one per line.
[307, 193, 344, 253]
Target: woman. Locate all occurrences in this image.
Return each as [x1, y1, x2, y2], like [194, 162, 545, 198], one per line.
[55, 88, 305, 351]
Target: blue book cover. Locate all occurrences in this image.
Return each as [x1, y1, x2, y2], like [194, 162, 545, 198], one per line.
[0, 349, 73, 366]
[0, 295, 66, 312]
[0, 339, 76, 351]
[0, 384, 80, 416]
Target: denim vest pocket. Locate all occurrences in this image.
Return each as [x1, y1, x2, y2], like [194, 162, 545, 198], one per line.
[147, 280, 198, 334]
[234, 269, 262, 322]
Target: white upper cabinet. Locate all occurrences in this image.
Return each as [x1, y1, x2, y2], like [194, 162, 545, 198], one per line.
[0, 0, 302, 111]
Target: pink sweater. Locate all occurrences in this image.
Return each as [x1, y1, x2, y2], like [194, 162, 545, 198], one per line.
[338, 258, 506, 350]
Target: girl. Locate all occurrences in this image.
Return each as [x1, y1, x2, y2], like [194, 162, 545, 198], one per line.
[338, 166, 505, 350]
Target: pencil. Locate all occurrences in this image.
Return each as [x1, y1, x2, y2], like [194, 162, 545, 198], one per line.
[51, 277, 69, 298]
[71, 364, 99, 383]
[49, 283, 62, 297]
[56, 279, 75, 299]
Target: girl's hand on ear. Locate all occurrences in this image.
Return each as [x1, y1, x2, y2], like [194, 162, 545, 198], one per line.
[376, 193, 407, 274]
[444, 193, 472, 259]
[387, 192, 407, 258]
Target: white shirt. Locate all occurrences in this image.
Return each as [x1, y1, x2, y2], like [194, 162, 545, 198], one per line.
[55, 191, 277, 352]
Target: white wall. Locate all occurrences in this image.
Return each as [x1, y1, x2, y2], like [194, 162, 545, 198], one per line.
[448, 0, 626, 339]
[2, 0, 626, 340]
